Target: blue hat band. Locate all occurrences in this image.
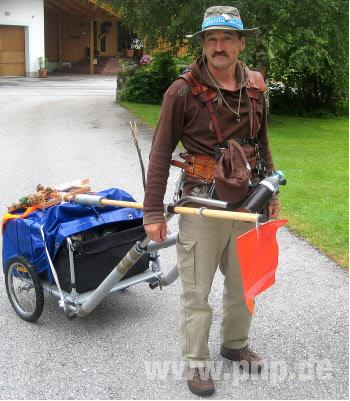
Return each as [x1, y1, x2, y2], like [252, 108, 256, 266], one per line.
[202, 16, 244, 31]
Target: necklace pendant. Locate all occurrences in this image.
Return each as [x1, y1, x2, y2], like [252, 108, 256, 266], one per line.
[235, 116, 241, 123]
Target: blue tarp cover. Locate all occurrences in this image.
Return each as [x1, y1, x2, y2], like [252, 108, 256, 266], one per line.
[2, 188, 143, 282]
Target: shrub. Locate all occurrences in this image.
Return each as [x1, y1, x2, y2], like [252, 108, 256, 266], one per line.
[118, 52, 178, 104]
[175, 54, 194, 74]
[269, 83, 344, 117]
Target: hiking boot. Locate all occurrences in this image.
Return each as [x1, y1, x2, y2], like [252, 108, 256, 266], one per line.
[220, 345, 264, 373]
[187, 367, 215, 396]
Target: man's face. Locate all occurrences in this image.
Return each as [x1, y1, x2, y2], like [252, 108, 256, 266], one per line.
[203, 30, 245, 70]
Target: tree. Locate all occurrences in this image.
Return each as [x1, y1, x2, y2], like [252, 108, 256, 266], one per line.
[111, 0, 349, 114]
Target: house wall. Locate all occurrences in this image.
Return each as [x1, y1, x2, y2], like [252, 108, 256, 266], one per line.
[149, 41, 188, 58]
[45, 8, 90, 63]
[59, 13, 89, 61]
[0, 0, 45, 76]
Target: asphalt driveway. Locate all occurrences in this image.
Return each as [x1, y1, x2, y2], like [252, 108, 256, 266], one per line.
[0, 75, 348, 400]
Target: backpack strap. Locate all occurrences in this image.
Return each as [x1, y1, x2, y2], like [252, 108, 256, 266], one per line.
[179, 69, 266, 142]
[247, 70, 267, 93]
[174, 69, 268, 180]
[179, 71, 225, 144]
[246, 70, 266, 139]
[179, 70, 215, 99]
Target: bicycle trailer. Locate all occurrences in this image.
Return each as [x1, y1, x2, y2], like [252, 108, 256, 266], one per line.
[2, 188, 166, 321]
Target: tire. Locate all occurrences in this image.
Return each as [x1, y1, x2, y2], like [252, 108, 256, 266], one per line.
[5, 257, 44, 322]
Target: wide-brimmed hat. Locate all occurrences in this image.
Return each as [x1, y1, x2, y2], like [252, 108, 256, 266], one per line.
[187, 6, 259, 39]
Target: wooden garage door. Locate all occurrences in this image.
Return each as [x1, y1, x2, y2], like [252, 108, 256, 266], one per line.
[0, 26, 25, 76]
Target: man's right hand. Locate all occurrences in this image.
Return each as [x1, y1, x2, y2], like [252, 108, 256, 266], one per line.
[144, 222, 167, 243]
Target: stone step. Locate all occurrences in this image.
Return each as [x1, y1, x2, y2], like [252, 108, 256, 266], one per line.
[55, 57, 124, 75]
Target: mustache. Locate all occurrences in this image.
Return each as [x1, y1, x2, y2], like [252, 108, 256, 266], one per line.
[212, 51, 229, 58]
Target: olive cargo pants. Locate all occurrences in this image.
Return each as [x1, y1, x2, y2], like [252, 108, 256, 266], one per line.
[176, 214, 254, 366]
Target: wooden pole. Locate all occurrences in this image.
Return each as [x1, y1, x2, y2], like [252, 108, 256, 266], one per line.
[58, 13, 63, 68]
[172, 206, 259, 223]
[129, 122, 146, 191]
[89, 17, 94, 75]
[97, 198, 260, 223]
[100, 198, 144, 209]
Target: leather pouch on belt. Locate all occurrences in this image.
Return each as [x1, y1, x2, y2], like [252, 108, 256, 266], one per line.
[242, 144, 257, 169]
[171, 154, 216, 182]
[214, 139, 251, 203]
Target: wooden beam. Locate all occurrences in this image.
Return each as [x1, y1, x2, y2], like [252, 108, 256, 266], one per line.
[58, 12, 63, 66]
[45, 0, 119, 19]
[64, 0, 116, 19]
[61, 0, 94, 16]
[89, 18, 94, 75]
[45, 0, 90, 16]
[46, 0, 72, 14]
[44, 2, 58, 13]
[88, 0, 121, 18]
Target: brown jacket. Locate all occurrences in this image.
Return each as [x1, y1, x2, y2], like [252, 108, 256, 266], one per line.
[143, 58, 275, 225]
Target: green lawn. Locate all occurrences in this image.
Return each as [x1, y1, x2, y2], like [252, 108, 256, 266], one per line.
[120, 101, 349, 268]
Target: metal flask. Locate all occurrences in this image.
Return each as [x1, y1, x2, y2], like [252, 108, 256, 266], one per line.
[240, 171, 287, 213]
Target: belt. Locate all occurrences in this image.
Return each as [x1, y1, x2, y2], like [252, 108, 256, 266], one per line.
[171, 153, 216, 183]
[171, 152, 258, 183]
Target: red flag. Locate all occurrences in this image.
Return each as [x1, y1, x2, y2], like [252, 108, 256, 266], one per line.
[236, 219, 288, 314]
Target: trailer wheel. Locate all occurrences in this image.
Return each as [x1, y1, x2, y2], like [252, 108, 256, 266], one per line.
[5, 257, 44, 322]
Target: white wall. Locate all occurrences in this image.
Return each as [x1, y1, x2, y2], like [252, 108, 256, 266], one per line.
[0, 0, 45, 76]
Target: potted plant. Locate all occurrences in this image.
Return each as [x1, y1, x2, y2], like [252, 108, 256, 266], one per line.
[131, 38, 143, 57]
[126, 48, 134, 58]
[38, 57, 49, 78]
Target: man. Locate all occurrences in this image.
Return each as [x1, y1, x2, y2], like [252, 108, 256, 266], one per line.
[143, 5, 281, 396]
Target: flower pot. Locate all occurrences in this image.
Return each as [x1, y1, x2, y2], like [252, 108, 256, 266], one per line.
[38, 68, 48, 78]
[126, 49, 135, 58]
[134, 48, 143, 58]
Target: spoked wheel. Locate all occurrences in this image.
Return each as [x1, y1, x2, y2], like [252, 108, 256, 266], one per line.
[5, 257, 44, 322]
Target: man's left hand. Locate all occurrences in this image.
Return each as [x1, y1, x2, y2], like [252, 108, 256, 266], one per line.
[268, 196, 281, 219]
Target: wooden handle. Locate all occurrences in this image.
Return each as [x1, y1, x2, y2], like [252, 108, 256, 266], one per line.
[100, 198, 144, 209]
[173, 206, 259, 223]
[99, 198, 260, 222]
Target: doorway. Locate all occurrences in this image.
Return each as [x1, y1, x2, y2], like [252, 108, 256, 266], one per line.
[97, 20, 116, 57]
[0, 26, 25, 76]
